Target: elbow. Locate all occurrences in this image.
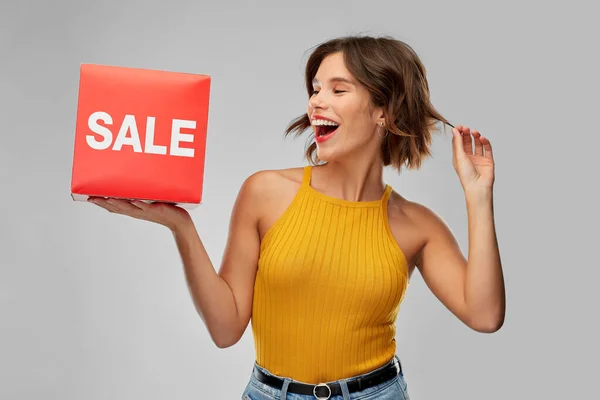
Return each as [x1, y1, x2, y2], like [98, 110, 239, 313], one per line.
[473, 317, 504, 333]
[206, 316, 248, 348]
[468, 310, 505, 334]
[213, 338, 237, 349]
[212, 331, 243, 349]
[214, 340, 236, 349]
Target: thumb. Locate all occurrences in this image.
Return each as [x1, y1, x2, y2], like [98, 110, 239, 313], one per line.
[452, 128, 465, 158]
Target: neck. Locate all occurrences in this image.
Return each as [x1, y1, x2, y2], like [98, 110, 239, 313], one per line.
[313, 155, 386, 202]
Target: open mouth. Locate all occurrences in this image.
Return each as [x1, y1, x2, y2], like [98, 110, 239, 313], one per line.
[316, 125, 338, 137]
[312, 118, 340, 140]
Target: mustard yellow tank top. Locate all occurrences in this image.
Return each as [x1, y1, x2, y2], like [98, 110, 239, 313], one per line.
[251, 166, 409, 384]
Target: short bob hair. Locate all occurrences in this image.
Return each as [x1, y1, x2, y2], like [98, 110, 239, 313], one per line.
[285, 35, 454, 172]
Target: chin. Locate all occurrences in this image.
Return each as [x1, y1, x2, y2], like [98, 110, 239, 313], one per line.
[315, 140, 363, 164]
[315, 146, 338, 163]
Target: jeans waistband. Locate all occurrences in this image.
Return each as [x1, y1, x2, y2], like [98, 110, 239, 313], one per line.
[250, 355, 402, 399]
[253, 355, 401, 383]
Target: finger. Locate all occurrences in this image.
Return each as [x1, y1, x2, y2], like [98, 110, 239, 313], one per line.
[452, 128, 465, 157]
[461, 126, 473, 155]
[106, 198, 142, 215]
[130, 200, 150, 211]
[90, 198, 120, 213]
[480, 136, 494, 160]
[472, 130, 483, 156]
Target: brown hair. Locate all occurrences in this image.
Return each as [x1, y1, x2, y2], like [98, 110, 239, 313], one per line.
[285, 35, 454, 172]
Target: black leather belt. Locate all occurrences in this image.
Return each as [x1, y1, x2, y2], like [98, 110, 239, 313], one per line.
[252, 357, 402, 399]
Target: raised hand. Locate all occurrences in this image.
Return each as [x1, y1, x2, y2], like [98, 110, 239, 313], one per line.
[451, 125, 495, 193]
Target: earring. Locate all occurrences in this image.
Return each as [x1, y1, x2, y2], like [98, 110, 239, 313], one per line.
[378, 122, 388, 138]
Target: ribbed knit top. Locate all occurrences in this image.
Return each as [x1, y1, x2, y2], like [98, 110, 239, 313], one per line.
[251, 166, 409, 384]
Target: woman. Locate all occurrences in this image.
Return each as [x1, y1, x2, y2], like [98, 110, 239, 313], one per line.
[89, 35, 505, 399]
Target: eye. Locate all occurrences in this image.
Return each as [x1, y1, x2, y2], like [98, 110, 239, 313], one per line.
[311, 90, 320, 96]
[334, 90, 346, 94]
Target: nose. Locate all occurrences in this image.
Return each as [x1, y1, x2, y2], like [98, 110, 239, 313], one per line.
[309, 91, 328, 110]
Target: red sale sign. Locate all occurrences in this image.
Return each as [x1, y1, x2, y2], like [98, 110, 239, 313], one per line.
[70, 64, 210, 209]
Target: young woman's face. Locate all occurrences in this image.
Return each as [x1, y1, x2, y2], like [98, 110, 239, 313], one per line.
[307, 52, 384, 163]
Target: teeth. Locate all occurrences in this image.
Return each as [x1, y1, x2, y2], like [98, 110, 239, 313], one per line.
[312, 119, 339, 126]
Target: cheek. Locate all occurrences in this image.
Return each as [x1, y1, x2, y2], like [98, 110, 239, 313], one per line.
[338, 99, 369, 125]
[342, 111, 372, 137]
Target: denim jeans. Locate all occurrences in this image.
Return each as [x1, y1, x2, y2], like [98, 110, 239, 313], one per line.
[241, 356, 410, 399]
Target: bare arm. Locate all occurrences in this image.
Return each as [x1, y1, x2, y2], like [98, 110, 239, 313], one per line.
[414, 126, 505, 333]
[414, 193, 505, 333]
[89, 172, 264, 348]
[463, 190, 504, 331]
[174, 173, 262, 348]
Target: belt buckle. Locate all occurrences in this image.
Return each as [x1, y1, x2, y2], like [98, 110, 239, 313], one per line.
[313, 383, 331, 399]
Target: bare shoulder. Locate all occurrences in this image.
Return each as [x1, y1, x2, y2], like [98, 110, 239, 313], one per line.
[385, 189, 451, 270]
[390, 191, 448, 227]
[239, 167, 306, 239]
[241, 167, 305, 200]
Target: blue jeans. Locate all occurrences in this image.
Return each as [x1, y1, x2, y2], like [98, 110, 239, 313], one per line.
[241, 356, 410, 399]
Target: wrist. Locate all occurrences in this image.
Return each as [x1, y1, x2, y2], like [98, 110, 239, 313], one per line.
[170, 214, 195, 235]
[464, 185, 493, 204]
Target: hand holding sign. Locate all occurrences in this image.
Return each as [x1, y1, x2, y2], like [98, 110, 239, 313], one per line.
[87, 197, 192, 232]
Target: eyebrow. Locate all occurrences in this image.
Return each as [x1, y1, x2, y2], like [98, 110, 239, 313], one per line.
[312, 77, 356, 86]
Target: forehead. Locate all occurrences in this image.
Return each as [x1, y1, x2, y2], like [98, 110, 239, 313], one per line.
[312, 52, 356, 86]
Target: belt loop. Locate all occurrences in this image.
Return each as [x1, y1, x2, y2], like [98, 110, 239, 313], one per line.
[395, 355, 403, 375]
[339, 379, 351, 400]
[280, 378, 291, 399]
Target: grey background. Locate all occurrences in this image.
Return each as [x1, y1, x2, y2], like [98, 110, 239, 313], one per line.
[1, 0, 598, 398]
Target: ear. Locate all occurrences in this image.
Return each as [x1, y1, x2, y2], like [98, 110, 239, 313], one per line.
[369, 102, 386, 126]
[375, 110, 386, 127]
